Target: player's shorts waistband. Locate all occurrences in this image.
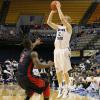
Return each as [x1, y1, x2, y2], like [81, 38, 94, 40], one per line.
[55, 47, 71, 51]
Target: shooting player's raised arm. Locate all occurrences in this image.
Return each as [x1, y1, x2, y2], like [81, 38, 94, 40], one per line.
[56, 2, 72, 33]
[47, 11, 58, 30]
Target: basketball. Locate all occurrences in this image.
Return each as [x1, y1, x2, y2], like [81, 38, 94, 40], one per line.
[51, 1, 57, 10]
[50, 0, 60, 10]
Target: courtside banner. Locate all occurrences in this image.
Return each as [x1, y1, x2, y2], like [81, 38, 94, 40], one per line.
[71, 51, 80, 57]
[83, 50, 99, 57]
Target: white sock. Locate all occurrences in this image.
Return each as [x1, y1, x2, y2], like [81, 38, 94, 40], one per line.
[59, 83, 62, 89]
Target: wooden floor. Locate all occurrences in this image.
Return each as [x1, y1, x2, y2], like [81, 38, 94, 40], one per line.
[0, 84, 97, 100]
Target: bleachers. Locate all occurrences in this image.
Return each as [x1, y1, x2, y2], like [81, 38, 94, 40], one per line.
[88, 4, 100, 23]
[5, 0, 92, 24]
[5, 0, 51, 24]
[75, 34, 97, 50]
[94, 39, 100, 49]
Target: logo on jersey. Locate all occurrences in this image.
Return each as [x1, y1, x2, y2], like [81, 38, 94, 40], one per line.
[57, 28, 65, 40]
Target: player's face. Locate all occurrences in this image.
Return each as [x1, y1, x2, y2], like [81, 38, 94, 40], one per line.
[64, 16, 72, 23]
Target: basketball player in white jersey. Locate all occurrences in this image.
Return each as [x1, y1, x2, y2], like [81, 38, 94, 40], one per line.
[47, 1, 72, 99]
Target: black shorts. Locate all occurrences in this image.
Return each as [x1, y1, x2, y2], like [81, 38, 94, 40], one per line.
[16, 74, 49, 94]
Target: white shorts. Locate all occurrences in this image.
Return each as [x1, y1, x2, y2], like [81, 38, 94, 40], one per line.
[54, 48, 72, 73]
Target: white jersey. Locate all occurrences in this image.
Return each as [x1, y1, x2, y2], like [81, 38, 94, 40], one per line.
[55, 25, 72, 49]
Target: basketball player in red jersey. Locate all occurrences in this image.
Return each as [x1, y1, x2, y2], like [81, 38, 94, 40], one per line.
[17, 38, 53, 100]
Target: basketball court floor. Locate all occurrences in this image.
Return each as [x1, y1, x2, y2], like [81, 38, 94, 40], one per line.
[0, 84, 97, 100]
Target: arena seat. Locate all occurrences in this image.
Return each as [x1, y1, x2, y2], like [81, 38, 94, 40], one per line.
[88, 4, 100, 23]
[5, 0, 92, 24]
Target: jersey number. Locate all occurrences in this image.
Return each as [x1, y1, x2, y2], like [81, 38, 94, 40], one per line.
[57, 32, 63, 40]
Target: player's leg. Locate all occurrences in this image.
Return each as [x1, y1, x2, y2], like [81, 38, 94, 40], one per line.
[63, 72, 70, 85]
[54, 51, 63, 85]
[25, 91, 34, 100]
[16, 75, 33, 100]
[28, 76, 50, 100]
[28, 75, 50, 100]
[23, 77, 50, 100]
[43, 84, 50, 100]
[62, 72, 70, 98]
[56, 72, 63, 98]
[54, 51, 63, 98]
[25, 97, 30, 100]
[63, 56, 71, 85]
[25, 88, 34, 100]
[61, 50, 72, 98]
[56, 71, 63, 85]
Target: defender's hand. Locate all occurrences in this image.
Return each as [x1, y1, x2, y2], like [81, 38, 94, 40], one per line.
[35, 38, 43, 45]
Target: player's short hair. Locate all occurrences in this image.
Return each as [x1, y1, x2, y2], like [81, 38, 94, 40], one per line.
[65, 15, 72, 23]
[31, 51, 38, 58]
[22, 38, 32, 49]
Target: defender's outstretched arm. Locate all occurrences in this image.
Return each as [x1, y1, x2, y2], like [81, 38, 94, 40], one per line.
[31, 52, 54, 69]
[35, 60, 54, 69]
[32, 38, 42, 50]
